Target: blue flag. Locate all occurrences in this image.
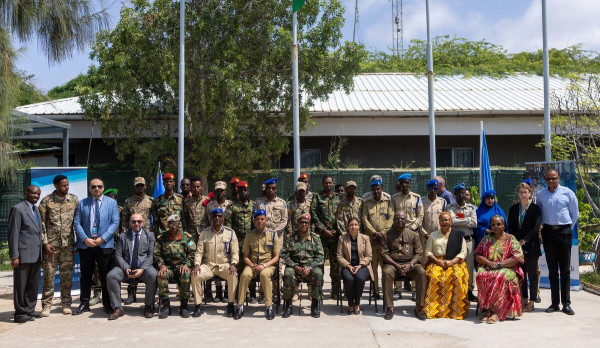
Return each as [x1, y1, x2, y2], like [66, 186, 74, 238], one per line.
[480, 127, 493, 194]
[153, 167, 165, 199]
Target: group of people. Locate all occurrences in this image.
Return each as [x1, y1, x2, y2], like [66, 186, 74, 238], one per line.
[7, 168, 578, 324]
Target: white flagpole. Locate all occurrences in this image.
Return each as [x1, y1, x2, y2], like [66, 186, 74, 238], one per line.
[426, 0, 436, 178]
[542, 0, 551, 162]
[292, 10, 301, 181]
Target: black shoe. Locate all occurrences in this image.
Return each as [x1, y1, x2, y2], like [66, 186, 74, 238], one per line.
[29, 311, 43, 318]
[14, 315, 34, 323]
[411, 292, 416, 302]
[123, 284, 137, 305]
[102, 306, 112, 314]
[310, 298, 320, 318]
[258, 296, 265, 304]
[384, 308, 394, 320]
[392, 292, 401, 301]
[192, 304, 204, 317]
[265, 306, 275, 320]
[535, 295, 542, 303]
[72, 303, 90, 315]
[159, 299, 171, 319]
[179, 300, 190, 318]
[144, 305, 154, 318]
[226, 303, 235, 317]
[468, 291, 478, 302]
[249, 296, 258, 304]
[562, 305, 575, 315]
[545, 305, 560, 313]
[234, 305, 244, 320]
[282, 300, 293, 318]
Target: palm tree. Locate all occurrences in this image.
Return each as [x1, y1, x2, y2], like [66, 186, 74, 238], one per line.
[0, 0, 110, 181]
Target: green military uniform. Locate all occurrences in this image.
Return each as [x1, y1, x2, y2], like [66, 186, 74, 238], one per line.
[286, 198, 312, 238]
[183, 195, 210, 241]
[310, 191, 341, 295]
[154, 230, 197, 300]
[335, 196, 363, 234]
[281, 232, 324, 300]
[151, 193, 185, 235]
[361, 196, 394, 294]
[121, 193, 153, 234]
[38, 191, 78, 310]
[237, 228, 279, 307]
[225, 199, 255, 249]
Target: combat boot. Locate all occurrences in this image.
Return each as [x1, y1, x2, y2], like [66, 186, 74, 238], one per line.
[41, 306, 51, 317]
[179, 300, 190, 318]
[192, 304, 204, 317]
[159, 299, 171, 319]
[310, 298, 320, 318]
[282, 300, 293, 318]
[123, 284, 137, 305]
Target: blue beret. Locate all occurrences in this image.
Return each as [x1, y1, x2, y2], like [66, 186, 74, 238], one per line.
[398, 173, 411, 181]
[253, 209, 267, 218]
[370, 178, 382, 186]
[210, 208, 224, 215]
[482, 190, 496, 199]
[453, 183, 466, 192]
[264, 178, 278, 185]
[425, 179, 438, 188]
[522, 178, 534, 186]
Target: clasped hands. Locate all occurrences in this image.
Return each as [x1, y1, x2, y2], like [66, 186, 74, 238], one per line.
[83, 237, 105, 248]
[346, 264, 361, 275]
[294, 265, 311, 277]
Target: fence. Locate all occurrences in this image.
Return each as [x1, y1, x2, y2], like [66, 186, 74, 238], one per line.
[0, 168, 533, 242]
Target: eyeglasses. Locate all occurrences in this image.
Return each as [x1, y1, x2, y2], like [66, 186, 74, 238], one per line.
[131, 220, 143, 224]
[91, 185, 104, 189]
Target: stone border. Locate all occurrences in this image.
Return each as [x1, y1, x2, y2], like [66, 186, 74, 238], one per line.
[581, 281, 600, 296]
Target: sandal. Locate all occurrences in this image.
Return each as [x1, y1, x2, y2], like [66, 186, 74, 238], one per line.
[479, 309, 490, 323]
[486, 313, 500, 324]
[524, 301, 535, 312]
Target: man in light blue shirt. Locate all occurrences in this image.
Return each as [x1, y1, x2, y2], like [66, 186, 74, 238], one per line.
[536, 169, 579, 316]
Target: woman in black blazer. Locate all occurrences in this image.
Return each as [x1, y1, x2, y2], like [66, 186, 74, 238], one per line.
[507, 182, 542, 312]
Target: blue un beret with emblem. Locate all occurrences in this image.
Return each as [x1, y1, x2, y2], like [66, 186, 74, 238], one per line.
[253, 209, 267, 218]
[522, 178, 534, 187]
[398, 173, 411, 181]
[210, 208, 224, 215]
[264, 178, 278, 185]
[453, 183, 467, 192]
[425, 179, 439, 189]
[370, 178, 382, 187]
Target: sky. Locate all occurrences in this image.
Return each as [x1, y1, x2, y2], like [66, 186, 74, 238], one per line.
[14, 0, 600, 92]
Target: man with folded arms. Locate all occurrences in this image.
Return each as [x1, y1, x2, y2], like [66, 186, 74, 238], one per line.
[107, 214, 157, 320]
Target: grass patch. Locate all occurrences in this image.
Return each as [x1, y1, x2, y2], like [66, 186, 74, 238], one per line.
[581, 271, 600, 286]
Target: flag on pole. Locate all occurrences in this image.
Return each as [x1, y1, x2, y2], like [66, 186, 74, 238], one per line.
[293, 0, 306, 12]
[153, 164, 165, 199]
[480, 123, 494, 195]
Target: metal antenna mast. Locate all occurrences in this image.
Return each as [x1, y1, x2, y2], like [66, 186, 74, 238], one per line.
[392, 0, 404, 56]
[353, 0, 359, 42]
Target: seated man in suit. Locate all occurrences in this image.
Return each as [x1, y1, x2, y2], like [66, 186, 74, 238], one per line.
[191, 208, 239, 318]
[381, 211, 427, 321]
[107, 214, 157, 320]
[8, 185, 44, 323]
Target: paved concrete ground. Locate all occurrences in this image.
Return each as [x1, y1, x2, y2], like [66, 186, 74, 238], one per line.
[0, 268, 599, 348]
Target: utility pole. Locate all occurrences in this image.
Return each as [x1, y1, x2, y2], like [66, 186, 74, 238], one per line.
[353, 0, 359, 42]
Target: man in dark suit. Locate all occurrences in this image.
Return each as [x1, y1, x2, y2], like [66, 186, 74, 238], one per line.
[8, 185, 44, 323]
[107, 214, 157, 319]
[73, 178, 120, 315]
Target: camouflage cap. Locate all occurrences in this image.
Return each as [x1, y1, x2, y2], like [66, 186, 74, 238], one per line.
[134, 177, 146, 185]
[215, 181, 227, 190]
[295, 182, 307, 191]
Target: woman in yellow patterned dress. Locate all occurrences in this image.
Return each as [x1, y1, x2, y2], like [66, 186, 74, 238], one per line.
[423, 212, 470, 319]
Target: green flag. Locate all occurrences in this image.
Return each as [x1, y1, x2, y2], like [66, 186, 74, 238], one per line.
[293, 0, 306, 12]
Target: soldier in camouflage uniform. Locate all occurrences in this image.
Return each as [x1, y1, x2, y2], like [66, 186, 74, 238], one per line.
[204, 180, 232, 302]
[287, 172, 315, 204]
[183, 177, 210, 242]
[281, 214, 324, 318]
[120, 177, 154, 305]
[310, 175, 341, 299]
[154, 214, 196, 319]
[151, 172, 185, 235]
[336, 181, 363, 235]
[286, 182, 313, 238]
[224, 181, 256, 301]
[39, 175, 79, 316]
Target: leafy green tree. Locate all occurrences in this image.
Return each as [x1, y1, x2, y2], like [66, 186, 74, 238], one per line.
[80, 0, 366, 178]
[0, 0, 109, 182]
[47, 70, 99, 99]
[362, 36, 600, 77]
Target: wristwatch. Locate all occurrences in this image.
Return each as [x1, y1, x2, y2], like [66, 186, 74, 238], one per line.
[231, 263, 237, 267]
[262, 263, 267, 268]
[496, 262, 502, 268]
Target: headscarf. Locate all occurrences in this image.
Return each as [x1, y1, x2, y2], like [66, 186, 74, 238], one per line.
[474, 190, 507, 246]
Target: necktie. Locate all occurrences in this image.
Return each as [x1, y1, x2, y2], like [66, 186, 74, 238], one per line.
[94, 199, 100, 228]
[131, 233, 140, 270]
[33, 206, 40, 224]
